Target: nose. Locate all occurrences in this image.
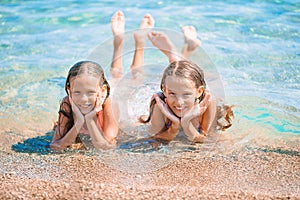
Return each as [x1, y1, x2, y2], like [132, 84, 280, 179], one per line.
[81, 94, 89, 102]
[177, 95, 184, 105]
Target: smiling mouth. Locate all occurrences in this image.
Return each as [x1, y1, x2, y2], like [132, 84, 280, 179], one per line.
[79, 104, 92, 109]
[174, 106, 186, 111]
[172, 106, 187, 116]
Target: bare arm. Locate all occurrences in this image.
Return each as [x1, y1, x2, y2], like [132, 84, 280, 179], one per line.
[181, 92, 216, 143]
[85, 97, 118, 149]
[51, 126, 82, 150]
[148, 94, 166, 135]
[150, 94, 180, 142]
[102, 97, 119, 144]
[199, 94, 217, 136]
[50, 97, 84, 150]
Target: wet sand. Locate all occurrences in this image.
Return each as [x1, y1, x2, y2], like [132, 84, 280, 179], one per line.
[1, 130, 299, 200]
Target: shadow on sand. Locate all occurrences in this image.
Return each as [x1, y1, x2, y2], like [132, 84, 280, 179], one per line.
[11, 131, 54, 155]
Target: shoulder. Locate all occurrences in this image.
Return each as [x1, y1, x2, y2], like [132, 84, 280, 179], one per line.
[103, 96, 112, 107]
[151, 92, 165, 102]
[61, 96, 70, 103]
[156, 92, 165, 99]
[201, 91, 216, 107]
[102, 97, 114, 114]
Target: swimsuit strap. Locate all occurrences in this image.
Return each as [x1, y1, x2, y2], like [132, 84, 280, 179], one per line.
[166, 120, 172, 129]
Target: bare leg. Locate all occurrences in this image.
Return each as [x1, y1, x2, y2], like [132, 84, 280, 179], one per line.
[148, 31, 182, 63]
[131, 14, 155, 77]
[111, 11, 125, 78]
[181, 26, 201, 59]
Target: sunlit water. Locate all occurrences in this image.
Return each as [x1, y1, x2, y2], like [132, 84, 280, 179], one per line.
[0, 0, 299, 173]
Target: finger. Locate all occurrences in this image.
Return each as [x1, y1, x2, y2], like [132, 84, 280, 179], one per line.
[67, 90, 72, 100]
[68, 97, 82, 115]
[95, 96, 103, 112]
[154, 95, 162, 106]
[204, 92, 212, 103]
[200, 93, 211, 107]
[148, 31, 158, 41]
[96, 96, 100, 106]
[147, 32, 153, 41]
[98, 98, 103, 111]
[154, 96, 165, 111]
[67, 90, 75, 104]
[151, 93, 157, 101]
[68, 95, 75, 107]
[94, 107, 102, 113]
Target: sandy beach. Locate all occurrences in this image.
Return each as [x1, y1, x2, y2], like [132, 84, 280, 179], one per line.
[1, 130, 299, 200]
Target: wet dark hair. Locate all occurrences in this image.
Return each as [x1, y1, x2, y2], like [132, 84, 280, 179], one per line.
[56, 61, 110, 139]
[139, 60, 233, 135]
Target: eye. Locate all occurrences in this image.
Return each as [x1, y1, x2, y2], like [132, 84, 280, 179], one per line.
[73, 91, 80, 95]
[184, 93, 192, 96]
[169, 92, 176, 96]
[88, 91, 97, 96]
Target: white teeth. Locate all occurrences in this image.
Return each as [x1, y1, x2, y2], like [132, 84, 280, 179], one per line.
[175, 106, 184, 110]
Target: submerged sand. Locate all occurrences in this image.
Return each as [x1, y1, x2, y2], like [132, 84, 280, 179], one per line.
[1, 129, 299, 200]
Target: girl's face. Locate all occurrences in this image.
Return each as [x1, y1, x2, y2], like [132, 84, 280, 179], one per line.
[69, 74, 105, 114]
[163, 76, 204, 118]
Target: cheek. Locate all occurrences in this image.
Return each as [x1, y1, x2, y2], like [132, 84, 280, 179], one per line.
[186, 97, 196, 105]
[165, 97, 174, 106]
[71, 95, 80, 103]
[90, 95, 98, 103]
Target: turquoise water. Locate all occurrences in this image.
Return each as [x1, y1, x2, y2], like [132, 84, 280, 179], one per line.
[0, 0, 299, 154]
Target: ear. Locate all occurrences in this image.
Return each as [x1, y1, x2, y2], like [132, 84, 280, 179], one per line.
[196, 85, 205, 99]
[161, 85, 166, 96]
[67, 87, 71, 96]
[100, 85, 107, 98]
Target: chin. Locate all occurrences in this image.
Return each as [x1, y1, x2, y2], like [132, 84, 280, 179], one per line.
[176, 113, 185, 118]
[80, 108, 93, 115]
[172, 110, 185, 118]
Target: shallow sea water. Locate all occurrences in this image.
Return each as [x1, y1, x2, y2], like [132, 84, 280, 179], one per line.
[0, 0, 299, 174]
